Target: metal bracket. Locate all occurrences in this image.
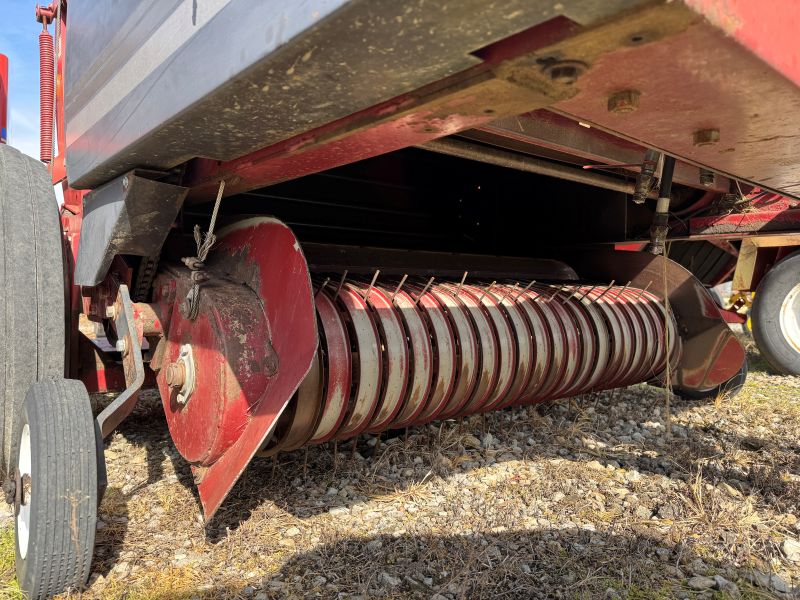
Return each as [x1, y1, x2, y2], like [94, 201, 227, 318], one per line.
[96, 285, 145, 438]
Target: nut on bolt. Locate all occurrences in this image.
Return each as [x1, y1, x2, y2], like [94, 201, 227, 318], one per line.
[693, 128, 720, 146]
[165, 362, 186, 389]
[607, 90, 640, 114]
[543, 60, 587, 85]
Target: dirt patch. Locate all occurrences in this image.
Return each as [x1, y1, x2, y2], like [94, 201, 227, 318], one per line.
[1, 341, 798, 599]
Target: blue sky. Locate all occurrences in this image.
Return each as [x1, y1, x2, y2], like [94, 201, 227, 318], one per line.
[1, 1, 49, 159]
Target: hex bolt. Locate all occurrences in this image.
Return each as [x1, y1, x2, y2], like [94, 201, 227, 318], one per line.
[607, 90, 640, 114]
[543, 60, 587, 85]
[699, 168, 715, 187]
[165, 362, 186, 389]
[693, 128, 720, 146]
[549, 65, 579, 84]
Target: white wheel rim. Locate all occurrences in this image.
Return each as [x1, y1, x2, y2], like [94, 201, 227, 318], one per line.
[779, 282, 800, 354]
[17, 423, 31, 560]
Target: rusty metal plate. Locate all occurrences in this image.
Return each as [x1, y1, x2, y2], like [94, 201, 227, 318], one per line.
[408, 284, 457, 425]
[360, 285, 410, 433]
[493, 285, 534, 408]
[332, 284, 382, 440]
[444, 284, 499, 416]
[429, 285, 479, 420]
[182, 217, 317, 520]
[388, 288, 434, 429]
[309, 290, 352, 444]
[465, 284, 517, 412]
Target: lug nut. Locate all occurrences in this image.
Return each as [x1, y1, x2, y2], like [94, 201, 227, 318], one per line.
[165, 362, 186, 389]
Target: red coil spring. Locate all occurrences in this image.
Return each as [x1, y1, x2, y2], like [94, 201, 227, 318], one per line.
[39, 30, 54, 163]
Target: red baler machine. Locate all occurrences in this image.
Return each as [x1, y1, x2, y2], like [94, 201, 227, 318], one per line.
[1, 1, 799, 597]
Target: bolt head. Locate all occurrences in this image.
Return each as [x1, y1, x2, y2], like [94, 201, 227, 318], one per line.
[543, 60, 587, 85]
[165, 362, 186, 389]
[607, 90, 641, 114]
[693, 128, 720, 146]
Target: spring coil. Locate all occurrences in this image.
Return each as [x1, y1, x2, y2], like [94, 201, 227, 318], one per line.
[39, 30, 54, 163]
[262, 278, 680, 456]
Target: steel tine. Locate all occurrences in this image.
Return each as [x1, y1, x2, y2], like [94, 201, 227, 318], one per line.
[479, 280, 496, 302]
[456, 271, 468, 296]
[333, 270, 349, 300]
[614, 281, 632, 300]
[315, 277, 331, 297]
[547, 283, 567, 303]
[515, 280, 535, 301]
[635, 280, 653, 301]
[415, 276, 435, 305]
[561, 284, 582, 304]
[590, 280, 616, 304]
[391, 274, 409, 302]
[578, 284, 597, 302]
[364, 269, 380, 302]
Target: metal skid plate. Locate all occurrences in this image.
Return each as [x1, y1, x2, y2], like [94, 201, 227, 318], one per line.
[75, 170, 188, 286]
[154, 218, 317, 520]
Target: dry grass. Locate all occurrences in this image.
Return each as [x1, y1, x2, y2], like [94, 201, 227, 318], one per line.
[0, 341, 798, 599]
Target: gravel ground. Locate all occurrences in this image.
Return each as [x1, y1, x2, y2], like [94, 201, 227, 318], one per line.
[1, 340, 799, 599]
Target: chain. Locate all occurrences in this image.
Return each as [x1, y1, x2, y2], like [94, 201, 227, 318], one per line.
[181, 180, 226, 320]
[132, 254, 160, 301]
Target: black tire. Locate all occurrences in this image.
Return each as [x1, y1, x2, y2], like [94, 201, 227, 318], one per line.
[11, 378, 99, 599]
[675, 360, 748, 400]
[0, 144, 65, 475]
[751, 250, 800, 375]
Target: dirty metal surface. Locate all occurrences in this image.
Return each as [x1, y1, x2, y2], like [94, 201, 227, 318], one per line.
[690, 209, 800, 237]
[153, 218, 317, 519]
[468, 110, 730, 193]
[550, 4, 800, 199]
[262, 274, 679, 464]
[563, 249, 744, 393]
[67, 0, 649, 188]
[96, 285, 146, 437]
[75, 171, 187, 286]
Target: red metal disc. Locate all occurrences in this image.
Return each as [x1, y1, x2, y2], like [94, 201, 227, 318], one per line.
[309, 290, 352, 444]
[407, 283, 458, 425]
[428, 285, 479, 420]
[332, 283, 382, 440]
[558, 290, 597, 397]
[571, 287, 609, 394]
[534, 285, 580, 401]
[518, 288, 566, 403]
[612, 288, 647, 386]
[618, 289, 657, 383]
[493, 285, 534, 409]
[358, 284, 410, 433]
[512, 287, 553, 404]
[387, 287, 434, 429]
[581, 286, 629, 389]
[463, 284, 517, 412]
[443, 284, 500, 416]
